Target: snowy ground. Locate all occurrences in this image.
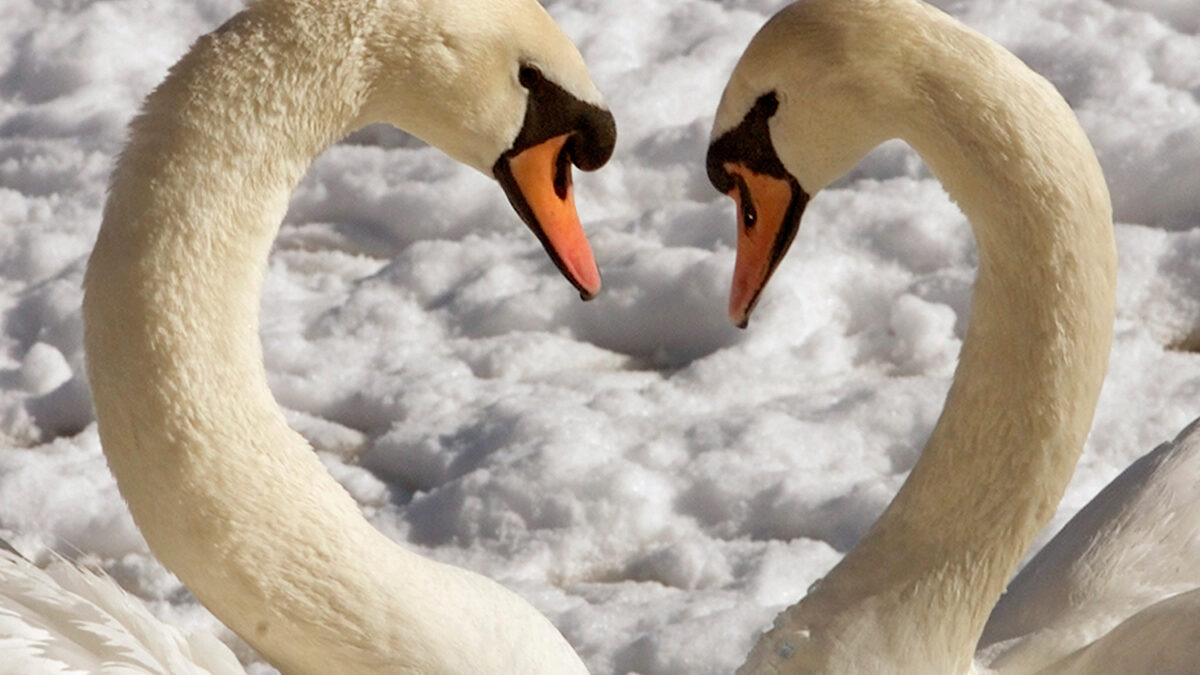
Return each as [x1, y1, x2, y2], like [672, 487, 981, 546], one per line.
[1, 0, 1199, 672]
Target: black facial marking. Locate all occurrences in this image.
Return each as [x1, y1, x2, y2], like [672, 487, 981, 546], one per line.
[707, 92, 790, 194]
[495, 63, 617, 174]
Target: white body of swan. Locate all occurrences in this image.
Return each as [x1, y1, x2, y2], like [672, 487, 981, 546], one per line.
[705, 0, 1200, 672]
[73, 0, 616, 672]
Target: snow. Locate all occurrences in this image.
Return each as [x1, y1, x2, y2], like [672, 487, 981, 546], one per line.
[1, 0, 1199, 672]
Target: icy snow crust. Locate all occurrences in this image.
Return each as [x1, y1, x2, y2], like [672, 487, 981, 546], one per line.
[1, 0, 1198, 672]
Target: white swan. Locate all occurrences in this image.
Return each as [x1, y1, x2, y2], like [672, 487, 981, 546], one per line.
[70, 0, 616, 672]
[706, 0, 1200, 672]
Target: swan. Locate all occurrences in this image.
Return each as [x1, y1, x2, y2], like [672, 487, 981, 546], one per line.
[706, 0, 1200, 672]
[71, 0, 616, 672]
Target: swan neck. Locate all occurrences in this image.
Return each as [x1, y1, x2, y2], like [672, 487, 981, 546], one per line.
[773, 16, 1118, 671]
[82, 8, 406, 673]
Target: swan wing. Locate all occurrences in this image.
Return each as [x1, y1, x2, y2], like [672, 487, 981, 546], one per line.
[980, 417, 1200, 671]
[0, 550, 243, 675]
[1043, 587, 1200, 675]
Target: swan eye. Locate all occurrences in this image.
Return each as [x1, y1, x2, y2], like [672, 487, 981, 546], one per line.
[735, 174, 757, 229]
[519, 65, 542, 88]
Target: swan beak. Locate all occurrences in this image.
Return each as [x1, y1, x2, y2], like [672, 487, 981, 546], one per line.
[496, 133, 602, 300]
[726, 163, 809, 328]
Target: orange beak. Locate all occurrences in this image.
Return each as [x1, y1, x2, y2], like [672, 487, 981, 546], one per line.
[496, 133, 602, 300]
[725, 163, 808, 327]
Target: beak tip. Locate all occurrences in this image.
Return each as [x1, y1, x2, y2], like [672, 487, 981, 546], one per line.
[574, 265, 602, 301]
[730, 292, 753, 328]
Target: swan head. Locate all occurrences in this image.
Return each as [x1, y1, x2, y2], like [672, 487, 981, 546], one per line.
[361, 0, 616, 299]
[707, 0, 905, 326]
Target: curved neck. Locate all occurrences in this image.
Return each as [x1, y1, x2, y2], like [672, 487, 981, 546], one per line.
[81, 4, 582, 673]
[767, 15, 1117, 673]
[84, 5, 384, 672]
